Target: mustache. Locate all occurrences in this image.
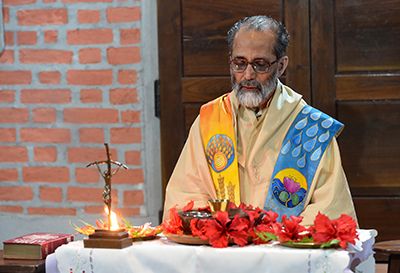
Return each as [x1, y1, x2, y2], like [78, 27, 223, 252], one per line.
[239, 80, 262, 90]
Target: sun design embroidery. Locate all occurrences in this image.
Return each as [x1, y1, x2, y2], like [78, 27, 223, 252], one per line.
[205, 134, 235, 173]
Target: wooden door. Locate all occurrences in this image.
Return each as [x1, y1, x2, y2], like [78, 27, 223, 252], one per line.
[157, 0, 310, 198]
[158, 0, 400, 242]
[310, 0, 400, 242]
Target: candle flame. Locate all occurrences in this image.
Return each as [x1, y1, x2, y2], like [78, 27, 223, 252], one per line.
[104, 206, 120, 231]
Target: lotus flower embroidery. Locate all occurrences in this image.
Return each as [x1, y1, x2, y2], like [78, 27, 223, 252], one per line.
[275, 177, 303, 207]
[283, 177, 300, 194]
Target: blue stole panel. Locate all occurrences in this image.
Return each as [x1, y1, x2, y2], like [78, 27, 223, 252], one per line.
[263, 105, 344, 218]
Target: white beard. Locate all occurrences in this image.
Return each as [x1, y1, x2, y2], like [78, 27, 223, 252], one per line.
[232, 69, 278, 109]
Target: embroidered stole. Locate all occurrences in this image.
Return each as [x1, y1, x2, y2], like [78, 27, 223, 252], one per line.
[263, 105, 344, 218]
[199, 95, 343, 216]
[199, 94, 240, 205]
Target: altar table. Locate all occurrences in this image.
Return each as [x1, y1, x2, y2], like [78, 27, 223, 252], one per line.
[46, 229, 377, 273]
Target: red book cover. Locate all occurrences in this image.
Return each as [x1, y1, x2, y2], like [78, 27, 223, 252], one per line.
[3, 232, 74, 260]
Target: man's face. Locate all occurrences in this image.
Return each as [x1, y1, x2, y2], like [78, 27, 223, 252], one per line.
[230, 28, 280, 109]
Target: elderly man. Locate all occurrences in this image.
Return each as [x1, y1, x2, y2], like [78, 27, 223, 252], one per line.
[163, 15, 356, 225]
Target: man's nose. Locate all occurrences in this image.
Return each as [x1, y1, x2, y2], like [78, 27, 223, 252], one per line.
[243, 63, 256, 80]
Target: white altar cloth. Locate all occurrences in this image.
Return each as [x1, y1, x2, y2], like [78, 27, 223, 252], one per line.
[47, 229, 376, 273]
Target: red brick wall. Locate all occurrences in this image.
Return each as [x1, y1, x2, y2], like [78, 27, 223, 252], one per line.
[0, 1, 145, 219]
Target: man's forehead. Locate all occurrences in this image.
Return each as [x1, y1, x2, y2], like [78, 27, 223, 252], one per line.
[232, 28, 276, 57]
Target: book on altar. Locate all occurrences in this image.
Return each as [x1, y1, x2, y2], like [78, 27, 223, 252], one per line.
[3, 232, 74, 260]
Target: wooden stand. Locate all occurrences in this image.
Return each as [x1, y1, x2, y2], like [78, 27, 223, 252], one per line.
[84, 229, 132, 249]
[374, 240, 400, 273]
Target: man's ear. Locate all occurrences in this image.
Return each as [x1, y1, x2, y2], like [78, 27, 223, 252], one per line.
[277, 56, 289, 77]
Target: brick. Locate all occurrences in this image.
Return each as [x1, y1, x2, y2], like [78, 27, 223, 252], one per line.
[0, 50, 14, 64]
[120, 29, 140, 45]
[38, 71, 61, 84]
[79, 48, 101, 64]
[20, 49, 72, 64]
[116, 207, 140, 217]
[28, 207, 76, 216]
[34, 146, 57, 162]
[123, 190, 144, 206]
[21, 89, 70, 103]
[0, 71, 31, 85]
[0, 186, 33, 201]
[67, 29, 113, 45]
[0, 128, 16, 142]
[67, 187, 103, 202]
[23, 166, 70, 182]
[17, 9, 68, 26]
[107, 7, 140, 23]
[118, 70, 137, 84]
[79, 128, 104, 143]
[0, 90, 15, 102]
[125, 150, 141, 165]
[0, 168, 19, 182]
[110, 88, 138, 105]
[113, 169, 143, 184]
[4, 0, 35, 5]
[0, 108, 29, 123]
[0, 206, 23, 213]
[84, 205, 104, 214]
[80, 89, 102, 103]
[107, 47, 140, 65]
[3, 7, 10, 23]
[67, 70, 113, 85]
[5, 32, 14, 46]
[64, 108, 118, 123]
[121, 110, 140, 123]
[110, 127, 141, 144]
[77, 10, 100, 24]
[63, 0, 112, 3]
[75, 168, 100, 183]
[0, 146, 28, 162]
[17, 31, 37, 45]
[21, 128, 70, 143]
[68, 147, 117, 163]
[40, 186, 62, 202]
[32, 108, 56, 123]
[44, 30, 58, 43]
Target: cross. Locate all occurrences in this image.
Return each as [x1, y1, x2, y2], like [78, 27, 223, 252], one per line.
[86, 143, 128, 230]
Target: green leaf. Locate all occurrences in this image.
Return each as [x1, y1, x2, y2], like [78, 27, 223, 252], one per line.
[279, 191, 289, 202]
[256, 231, 278, 242]
[291, 193, 299, 205]
[298, 237, 314, 243]
[320, 239, 340, 249]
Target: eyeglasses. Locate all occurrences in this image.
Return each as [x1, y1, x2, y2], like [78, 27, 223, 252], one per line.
[230, 57, 279, 73]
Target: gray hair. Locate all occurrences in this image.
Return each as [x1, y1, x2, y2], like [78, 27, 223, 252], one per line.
[227, 15, 290, 59]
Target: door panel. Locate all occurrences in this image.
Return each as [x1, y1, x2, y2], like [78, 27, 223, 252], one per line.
[335, 0, 400, 72]
[310, 0, 400, 243]
[182, 0, 282, 76]
[158, 0, 400, 243]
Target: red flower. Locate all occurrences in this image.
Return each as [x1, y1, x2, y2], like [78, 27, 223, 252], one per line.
[277, 215, 308, 243]
[312, 212, 337, 243]
[228, 215, 251, 246]
[260, 210, 279, 224]
[162, 207, 183, 235]
[333, 214, 358, 249]
[182, 200, 194, 212]
[311, 212, 358, 249]
[190, 218, 208, 240]
[205, 211, 230, 248]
